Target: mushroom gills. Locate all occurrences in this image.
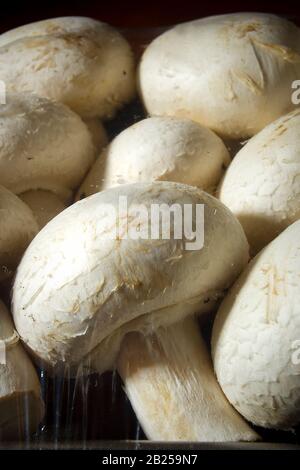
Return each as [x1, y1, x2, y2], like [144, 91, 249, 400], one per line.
[117, 315, 259, 441]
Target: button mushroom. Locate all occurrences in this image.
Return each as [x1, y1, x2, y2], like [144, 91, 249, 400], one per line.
[0, 17, 135, 119]
[0, 93, 99, 228]
[0, 298, 44, 439]
[0, 185, 38, 283]
[76, 115, 253, 440]
[12, 182, 258, 441]
[212, 220, 300, 429]
[78, 116, 230, 199]
[218, 109, 300, 255]
[138, 13, 300, 139]
[19, 191, 67, 230]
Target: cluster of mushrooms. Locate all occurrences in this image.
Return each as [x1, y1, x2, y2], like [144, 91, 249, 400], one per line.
[0, 12, 300, 441]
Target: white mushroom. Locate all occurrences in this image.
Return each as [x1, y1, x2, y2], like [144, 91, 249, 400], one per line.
[138, 13, 300, 139]
[212, 220, 300, 430]
[0, 299, 43, 439]
[78, 116, 230, 199]
[0, 93, 97, 227]
[218, 109, 300, 254]
[0, 17, 135, 118]
[20, 190, 66, 229]
[0, 185, 38, 283]
[12, 182, 258, 441]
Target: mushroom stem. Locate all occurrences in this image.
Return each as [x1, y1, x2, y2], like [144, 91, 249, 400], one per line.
[117, 315, 259, 442]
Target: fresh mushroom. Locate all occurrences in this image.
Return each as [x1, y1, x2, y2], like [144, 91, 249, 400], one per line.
[0, 93, 99, 227]
[0, 185, 38, 283]
[12, 182, 258, 441]
[78, 116, 230, 199]
[19, 191, 66, 229]
[138, 13, 300, 139]
[0, 17, 135, 119]
[0, 299, 43, 439]
[218, 109, 300, 254]
[76, 115, 254, 440]
[212, 220, 300, 430]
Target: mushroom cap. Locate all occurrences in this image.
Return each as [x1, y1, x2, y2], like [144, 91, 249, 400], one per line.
[20, 190, 66, 229]
[78, 116, 230, 199]
[219, 109, 300, 254]
[12, 181, 248, 373]
[212, 220, 300, 429]
[0, 93, 95, 200]
[0, 17, 135, 118]
[138, 13, 300, 139]
[0, 299, 43, 439]
[0, 185, 38, 282]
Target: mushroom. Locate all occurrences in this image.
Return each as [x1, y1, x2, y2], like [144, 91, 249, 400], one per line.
[0, 298, 44, 439]
[19, 190, 67, 229]
[0, 185, 38, 283]
[218, 109, 300, 254]
[0, 93, 100, 227]
[0, 17, 135, 119]
[117, 316, 257, 441]
[75, 116, 253, 440]
[212, 220, 300, 430]
[138, 13, 300, 139]
[78, 116, 230, 199]
[12, 181, 258, 441]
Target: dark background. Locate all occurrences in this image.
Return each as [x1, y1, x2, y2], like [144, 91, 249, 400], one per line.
[0, 0, 299, 32]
